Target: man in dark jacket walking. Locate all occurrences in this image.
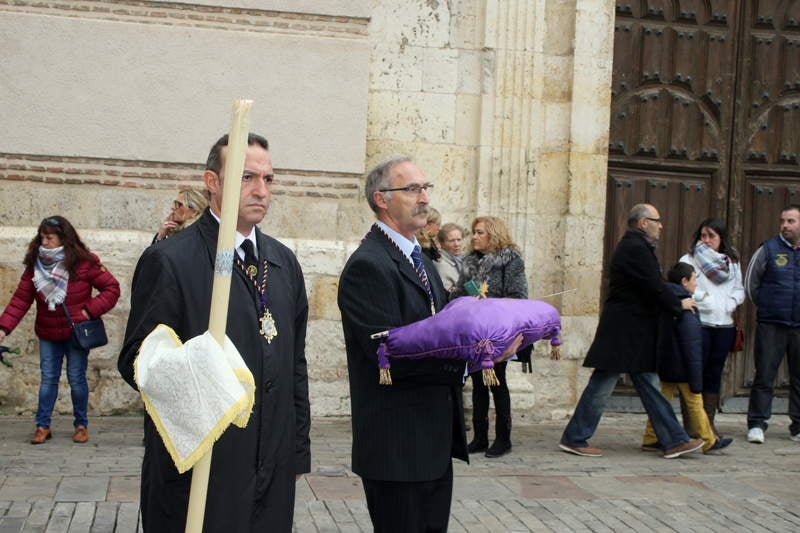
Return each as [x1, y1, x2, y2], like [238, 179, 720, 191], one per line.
[559, 203, 704, 459]
[118, 133, 310, 532]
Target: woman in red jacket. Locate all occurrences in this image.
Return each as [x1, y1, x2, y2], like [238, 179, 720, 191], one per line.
[0, 216, 120, 444]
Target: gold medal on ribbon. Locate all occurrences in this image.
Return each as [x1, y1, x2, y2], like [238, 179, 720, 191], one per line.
[260, 309, 278, 343]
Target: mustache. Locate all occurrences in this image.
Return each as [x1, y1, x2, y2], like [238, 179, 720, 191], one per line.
[243, 197, 269, 205]
[411, 205, 429, 216]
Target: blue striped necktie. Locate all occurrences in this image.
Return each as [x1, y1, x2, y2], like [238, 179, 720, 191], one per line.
[411, 245, 435, 314]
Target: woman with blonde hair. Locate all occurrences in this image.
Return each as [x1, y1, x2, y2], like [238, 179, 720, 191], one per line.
[416, 207, 442, 261]
[453, 215, 528, 457]
[153, 188, 209, 242]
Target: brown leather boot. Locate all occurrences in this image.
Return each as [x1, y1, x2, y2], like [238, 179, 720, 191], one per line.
[703, 392, 721, 438]
[73, 426, 89, 444]
[31, 427, 51, 444]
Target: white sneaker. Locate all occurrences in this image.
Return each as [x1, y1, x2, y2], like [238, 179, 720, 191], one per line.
[747, 427, 765, 444]
[790, 432, 800, 443]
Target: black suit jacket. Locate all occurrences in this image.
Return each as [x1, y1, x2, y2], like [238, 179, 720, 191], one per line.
[338, 225, 468, 482]
[118, 210, 310, 532]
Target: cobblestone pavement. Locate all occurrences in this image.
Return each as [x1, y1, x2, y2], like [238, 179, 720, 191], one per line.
[0, 413, 798, 532]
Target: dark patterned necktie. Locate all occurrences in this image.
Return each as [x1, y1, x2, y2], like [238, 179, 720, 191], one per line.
[240, 239, 258, 278]
[411, 245, 435, 313]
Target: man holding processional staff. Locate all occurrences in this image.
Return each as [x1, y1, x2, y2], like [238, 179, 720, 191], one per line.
[118, 132, 311, 532]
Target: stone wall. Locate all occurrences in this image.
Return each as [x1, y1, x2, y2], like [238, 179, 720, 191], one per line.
[0, 0, 615, 421]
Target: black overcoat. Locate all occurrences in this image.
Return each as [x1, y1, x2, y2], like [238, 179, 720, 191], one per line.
[338, 225, 468, 482]
[118, 210, 310, 533]
[583, 230, 682, 373]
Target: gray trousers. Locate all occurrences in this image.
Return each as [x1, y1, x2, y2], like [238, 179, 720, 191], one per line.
[747, 322, 800, 435]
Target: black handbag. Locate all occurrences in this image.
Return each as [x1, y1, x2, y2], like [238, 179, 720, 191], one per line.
[62, 304, 108, 350]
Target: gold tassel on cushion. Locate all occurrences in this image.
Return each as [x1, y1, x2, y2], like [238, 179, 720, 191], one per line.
[482, 368, 499, 386]
[379, 368, 393, 385]
[550, 345, 561, 360]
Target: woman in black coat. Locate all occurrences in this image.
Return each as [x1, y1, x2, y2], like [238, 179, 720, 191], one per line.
[453, 216, 527, 458]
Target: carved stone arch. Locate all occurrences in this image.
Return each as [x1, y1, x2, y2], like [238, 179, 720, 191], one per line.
[747, 92, 800, 138]
[658, 0, 710, 23]
[639, 0, 673, 20]
[776, 0, 800, 29]
[610, 83, 722, 160]
[745, 93, 800, 164]
[699, 0, 714, 22]
[667, 0, 680, 20]
[664, 83, 721, 130]
[634, 0, 713, 22]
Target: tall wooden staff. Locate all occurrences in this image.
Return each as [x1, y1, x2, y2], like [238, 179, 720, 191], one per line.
[185, 99, 253, 533]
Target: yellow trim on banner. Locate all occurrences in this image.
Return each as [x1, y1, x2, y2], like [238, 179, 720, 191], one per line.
[133, 324, 256, 474]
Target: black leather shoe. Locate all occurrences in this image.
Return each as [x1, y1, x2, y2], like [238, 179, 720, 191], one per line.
[705, 437, 733, 454]
[467, 439, 488, 454]
[485, 440, 511, 458]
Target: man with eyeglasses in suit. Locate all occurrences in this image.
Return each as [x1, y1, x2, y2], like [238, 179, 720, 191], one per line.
[338, 156, 468, 532]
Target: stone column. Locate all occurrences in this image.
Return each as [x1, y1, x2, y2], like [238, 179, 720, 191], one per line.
[478, 0, 616, 416]
[560, 0, 616, 405]
[477, 0, 544, 244]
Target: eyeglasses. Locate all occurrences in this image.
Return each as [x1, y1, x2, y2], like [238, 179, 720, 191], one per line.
[173, 200, 186, 210]
[41, 217, 61, 227]
[379, 183, 434, 195]
[645, 217, 662, 224]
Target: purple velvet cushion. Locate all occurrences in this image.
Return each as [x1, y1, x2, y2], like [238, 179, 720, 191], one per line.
[377, 296, 561, 375]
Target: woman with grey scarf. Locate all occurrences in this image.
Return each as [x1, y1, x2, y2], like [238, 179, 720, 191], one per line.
[0, 216, 120, 445]
[453, 216, 528, 458]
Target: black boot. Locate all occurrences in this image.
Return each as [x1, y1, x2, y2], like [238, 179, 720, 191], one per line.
[467, 417, 488, 453]
[467, 434, 488, 453]
[468, 380, 490, 453]
[485, 414, 512, 458]
[485, 363, 512, 458]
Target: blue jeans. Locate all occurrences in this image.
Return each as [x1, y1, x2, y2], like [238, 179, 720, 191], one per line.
[747, 322, 800, 435]
[561, 369, 691, 450]
[37, 339, 89, 429]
